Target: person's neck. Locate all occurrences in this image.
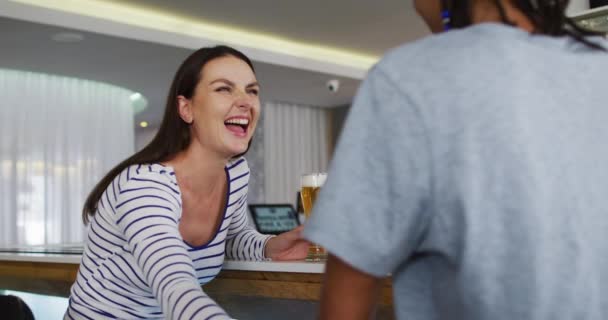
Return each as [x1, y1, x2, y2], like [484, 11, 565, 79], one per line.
[168, 143, 228, 196]
[470, 0, 535, 32]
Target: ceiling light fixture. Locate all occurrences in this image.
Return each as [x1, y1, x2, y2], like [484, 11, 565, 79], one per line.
[130, 92, 148, 114]
[139, 121, 148, 128]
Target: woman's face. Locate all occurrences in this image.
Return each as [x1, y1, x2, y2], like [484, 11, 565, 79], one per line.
[179, 55, 260, 159]
[414, 0, 445, 33]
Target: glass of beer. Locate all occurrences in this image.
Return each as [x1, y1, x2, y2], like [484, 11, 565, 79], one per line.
[301, 172, 327, 262]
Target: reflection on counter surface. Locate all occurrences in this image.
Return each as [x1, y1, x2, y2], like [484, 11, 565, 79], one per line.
[0, 246, 395, 319]
[0, 244, 85, 255]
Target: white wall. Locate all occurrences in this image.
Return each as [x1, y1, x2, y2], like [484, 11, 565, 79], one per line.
[263, 102, 330, 206]
[135, 127, 158, 151]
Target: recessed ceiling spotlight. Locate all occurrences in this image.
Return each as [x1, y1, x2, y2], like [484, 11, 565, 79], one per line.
[51, 32, 85, 43]
[139, 121, 149, 128]
[130, 92, 143, 101]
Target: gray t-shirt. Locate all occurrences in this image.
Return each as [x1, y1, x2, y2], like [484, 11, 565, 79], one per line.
[303, 23, 608, 320]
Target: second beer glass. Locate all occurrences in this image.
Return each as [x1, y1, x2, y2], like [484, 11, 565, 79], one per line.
[300, 172, 327, 262]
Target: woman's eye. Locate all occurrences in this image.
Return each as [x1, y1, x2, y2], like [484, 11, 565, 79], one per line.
[248, 89, 259, 96]
[216, 86, 231, 93]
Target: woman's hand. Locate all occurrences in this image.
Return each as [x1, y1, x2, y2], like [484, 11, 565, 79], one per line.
[264, 226, 310, 261]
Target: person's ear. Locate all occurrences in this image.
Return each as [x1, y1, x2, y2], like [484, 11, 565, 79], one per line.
[177, 95, 194, 124]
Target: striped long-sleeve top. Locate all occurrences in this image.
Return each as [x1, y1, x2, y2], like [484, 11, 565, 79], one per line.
[65, 158, 272, 319]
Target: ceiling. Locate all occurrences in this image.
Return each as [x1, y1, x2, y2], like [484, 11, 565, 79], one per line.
[105, 0, 428, 57]
[0, 0, 430, 130]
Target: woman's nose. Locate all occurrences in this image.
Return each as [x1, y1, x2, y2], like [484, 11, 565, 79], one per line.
[234, 90, 254, 109]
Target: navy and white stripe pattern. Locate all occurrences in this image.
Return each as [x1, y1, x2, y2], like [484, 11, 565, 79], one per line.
[65, 158, 273, 319]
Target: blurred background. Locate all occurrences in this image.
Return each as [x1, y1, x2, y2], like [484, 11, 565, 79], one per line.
[0, 0, 430, 247]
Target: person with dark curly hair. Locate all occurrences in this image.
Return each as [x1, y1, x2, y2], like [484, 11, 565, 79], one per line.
[304, 1, 608, 319]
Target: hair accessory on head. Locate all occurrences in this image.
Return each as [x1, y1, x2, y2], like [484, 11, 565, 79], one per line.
[440, 0, 452, 31]
[441, 9, 452, 31]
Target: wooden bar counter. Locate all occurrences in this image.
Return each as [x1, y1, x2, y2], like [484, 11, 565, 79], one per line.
[0, 251, 393, 307]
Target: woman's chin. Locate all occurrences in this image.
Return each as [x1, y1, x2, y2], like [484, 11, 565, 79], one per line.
[226, 144, 249, 157]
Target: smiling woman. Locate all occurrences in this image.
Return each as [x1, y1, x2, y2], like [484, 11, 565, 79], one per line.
[66, 46, 310, 320]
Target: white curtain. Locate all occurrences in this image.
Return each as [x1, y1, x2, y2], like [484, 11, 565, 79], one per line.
[0, 69, 135, 246]
[263, 101, 329, 206]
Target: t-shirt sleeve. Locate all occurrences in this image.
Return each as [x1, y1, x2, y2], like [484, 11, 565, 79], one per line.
[303, 67, 433, 277]
[225, 183, 273, 260]
[114, 173, 230, 320]
[225, 224, 273, 261]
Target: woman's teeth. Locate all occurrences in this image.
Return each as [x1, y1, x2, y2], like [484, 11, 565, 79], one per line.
[225, 119, 249, 126]
[225, 118, 249, 135]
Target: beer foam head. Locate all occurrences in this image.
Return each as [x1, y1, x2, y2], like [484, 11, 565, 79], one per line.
[301, 173, 327, 187]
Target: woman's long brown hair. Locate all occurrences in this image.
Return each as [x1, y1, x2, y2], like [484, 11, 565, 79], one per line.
[82, 45, 255, 224]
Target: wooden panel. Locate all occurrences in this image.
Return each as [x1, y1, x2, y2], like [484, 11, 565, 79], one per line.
[0, 261, 78, 282]
[206, 278, 393, 306]
[205, 278, 322, 301]
[209, 271, 393, 306]
[0, 260, 393, 306]
[217, 270, 323, 282]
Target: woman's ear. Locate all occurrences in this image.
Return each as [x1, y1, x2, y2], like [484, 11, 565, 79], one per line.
[177, 95, 193, 124]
